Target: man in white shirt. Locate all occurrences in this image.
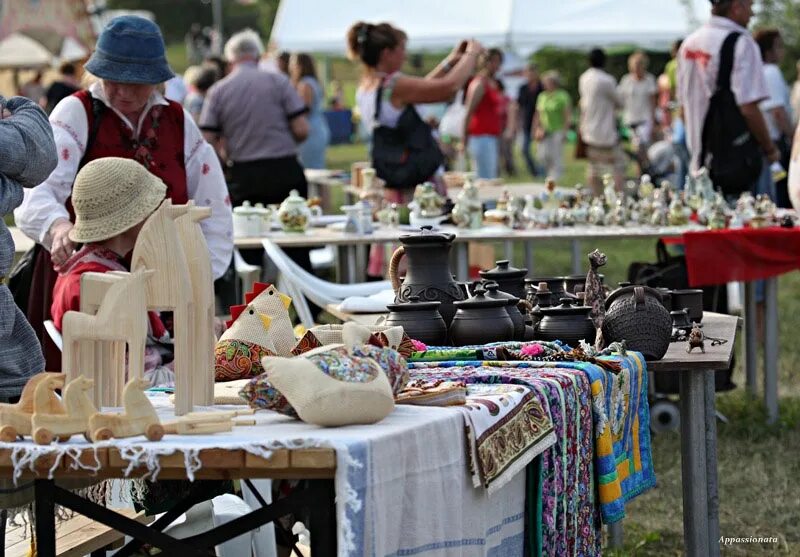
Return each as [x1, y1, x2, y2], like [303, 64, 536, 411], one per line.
[677, 0, 779, 187]
[579, 48, 624, 194]
[754, 28, 793, 205]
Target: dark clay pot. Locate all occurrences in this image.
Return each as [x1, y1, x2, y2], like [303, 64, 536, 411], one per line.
[535, 297, 596, 347]
[385, 296, 448, 345]
[671, 307, 691, 329]
[389, 227, 465, 325]
[482, 282, 526, 341]
[671, 289, 703, 323]
[479, 260, 527, 299]
[562, 274, 604, 295]
[449, 288, 514, 346]
[527, 276, 567, 298]
[657, 288, 673, 312]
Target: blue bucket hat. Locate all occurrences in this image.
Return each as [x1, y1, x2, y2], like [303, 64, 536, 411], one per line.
[85, 16, 175, 84]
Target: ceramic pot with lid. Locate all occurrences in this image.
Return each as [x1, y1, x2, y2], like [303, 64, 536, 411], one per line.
[671, 307, 692, 330]
[385, 296, 448, 345]
[277, 189, 312, 233]
[534, 297, 596, 347]
[527, 276, 568, 299]
[562, 274, 604, 296]
[449, 287, 514, 346]
[603, 285, 672, 360]
[389, 227, 465, 325]
[482, 282, 525, 341]
[479, 260, 528, 299]
[671, 289, 703, 322]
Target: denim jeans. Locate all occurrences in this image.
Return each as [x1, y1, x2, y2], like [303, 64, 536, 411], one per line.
[521, 130, 542, 177]
[468, 135, 499, 180]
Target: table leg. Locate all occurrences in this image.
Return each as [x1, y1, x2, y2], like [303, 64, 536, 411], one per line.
[571, 239, 582, 275]
[504, 240, 514, 262]
[764, 277, 779, 424]
[34, 479, 56, 557]
[308, 479, 337, 556]
[345, 245, 357, 284]
[679, 370, 709, 557]
[524, 241, 534, 275]
[456, 243, 469, 281]
[607, 521, 623, 548]
[355, 244, 368, 282]
[743, 281, 757, 395]
[704, 372, 721, 557]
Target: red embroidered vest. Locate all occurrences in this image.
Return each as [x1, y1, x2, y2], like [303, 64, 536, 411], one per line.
[71, 90, 189, 212]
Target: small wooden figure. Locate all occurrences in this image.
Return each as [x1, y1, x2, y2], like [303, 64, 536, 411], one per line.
[584, 249, 608, 351]
[175, 202, 215, 407]
[131, 199, 194, 415]
[32, 376, 97, 445]
[88, 378, 164, 442]
[63, 270, 149, 407]
[0, 373, 65, 442]
[687, 323, 705, 354]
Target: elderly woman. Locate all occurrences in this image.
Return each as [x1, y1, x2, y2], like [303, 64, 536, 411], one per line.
[15, 15, 233, 370]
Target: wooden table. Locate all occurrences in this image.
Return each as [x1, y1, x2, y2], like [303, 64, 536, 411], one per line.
[0, 447, 336, 556]
[326, 306, 737, 557]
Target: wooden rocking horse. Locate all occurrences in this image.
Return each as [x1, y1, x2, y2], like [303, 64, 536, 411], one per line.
[89, 378, 164, 442]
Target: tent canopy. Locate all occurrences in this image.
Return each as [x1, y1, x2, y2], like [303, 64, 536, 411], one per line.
[271, 0, 709, 55]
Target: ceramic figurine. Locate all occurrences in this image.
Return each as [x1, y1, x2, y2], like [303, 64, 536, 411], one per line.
[584, 249, 607, 350]
[452, 175, 483, 229]
[610, 198, 627, 226]
[359, 167, 383, 213]
[602, 174, 617, 207]
[387, 203, 400, 228]
[781, 214, 796, 228]
[522, 194, 538, 228]
[754, 194, 777, 227]
[687, 323, 705, 353]
[278, 189, 312, 233]
[667, 196, 689, 226]
[588, 198, 606, 226]
[412, 182, 445, 218]
[638, 174, 654, 199]
[508, 195, 527, 229]
[555, 203, 575, 227]
[342, 204, 361, 233]
[359, 200, 374, 234]
[540, 178, 560, 211]
[496, 187, 512, 212]
[707, 197, 728, 230]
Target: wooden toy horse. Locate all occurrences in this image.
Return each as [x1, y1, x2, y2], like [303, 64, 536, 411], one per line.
[131, 199, 195, 415]
[175, 202, 215, 407]
[32, 376, 97, 445]
[89, 378, 164, 442]
[62, 270, 148, 407]
[0, 373, 65, 442]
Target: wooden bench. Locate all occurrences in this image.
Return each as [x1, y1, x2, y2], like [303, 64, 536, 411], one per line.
[5, 508, 150, 557]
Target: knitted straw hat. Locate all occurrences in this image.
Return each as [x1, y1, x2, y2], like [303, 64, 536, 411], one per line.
[69, 157, 167, 243]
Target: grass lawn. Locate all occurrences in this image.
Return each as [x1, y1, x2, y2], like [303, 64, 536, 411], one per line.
[327, 140, 800, 555]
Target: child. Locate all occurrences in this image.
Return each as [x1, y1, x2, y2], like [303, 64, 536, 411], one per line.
[50, 157, 171, 381]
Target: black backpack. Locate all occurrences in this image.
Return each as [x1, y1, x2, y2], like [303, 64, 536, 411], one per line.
[700, 32, 763, 196]
[370, 78, 444, 189]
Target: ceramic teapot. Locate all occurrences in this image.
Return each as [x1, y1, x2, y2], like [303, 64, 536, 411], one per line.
[389, 227, 465, 325]
[277, 189, 313, 233]
[534, 297, 596, 347]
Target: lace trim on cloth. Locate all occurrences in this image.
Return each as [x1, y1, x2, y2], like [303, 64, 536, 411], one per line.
[2, 440, 363, 557]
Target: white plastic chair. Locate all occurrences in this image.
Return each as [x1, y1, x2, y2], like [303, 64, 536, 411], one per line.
[43, 319, 63, 351]
[233, 248, 261, 302]
[261, 239, 391, 328]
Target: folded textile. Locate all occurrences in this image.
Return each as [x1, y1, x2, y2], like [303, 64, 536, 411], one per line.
[396, 379, 467, 406]
[337, 289, 395, 313]
[458, 384, 556, 494]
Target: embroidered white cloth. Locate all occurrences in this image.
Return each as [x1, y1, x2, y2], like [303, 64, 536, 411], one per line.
[0, 395, 525, 557]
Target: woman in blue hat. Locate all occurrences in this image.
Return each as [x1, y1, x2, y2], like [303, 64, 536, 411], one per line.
[15, 15, 233, 370]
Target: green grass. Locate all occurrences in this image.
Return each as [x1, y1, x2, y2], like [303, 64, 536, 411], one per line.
[325, 140, 800, 555]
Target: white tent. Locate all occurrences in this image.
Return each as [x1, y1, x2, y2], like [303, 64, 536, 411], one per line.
[270, 0, 709, 54]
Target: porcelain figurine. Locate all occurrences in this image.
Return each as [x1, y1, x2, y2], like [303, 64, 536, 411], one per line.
[412, 182, 445, 218]
[508, 195, 527, 229]
[610, 198, 627, 226]
[707, 196, 728, 230]
[638, 174, 655, 199]
[358, 167, 383, 214]
[452, 173, 483, 229]
[667, 196, 689, 226]
[588, 198, 606, 226]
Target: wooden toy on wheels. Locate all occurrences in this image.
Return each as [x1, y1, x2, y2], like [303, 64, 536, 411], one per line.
[88, 378, 164, 442]
[0, 373, 66, 442]
[32, 376, 98, 445]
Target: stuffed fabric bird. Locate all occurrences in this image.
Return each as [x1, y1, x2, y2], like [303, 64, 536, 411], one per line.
[215, 303, 277, 381]
[229, 282, 296, 357]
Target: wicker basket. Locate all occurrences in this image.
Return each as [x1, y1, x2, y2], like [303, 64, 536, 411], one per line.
[603, 285, 672, 360]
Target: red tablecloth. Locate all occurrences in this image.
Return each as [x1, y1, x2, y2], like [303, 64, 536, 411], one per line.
[683, 227, 800, 286]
